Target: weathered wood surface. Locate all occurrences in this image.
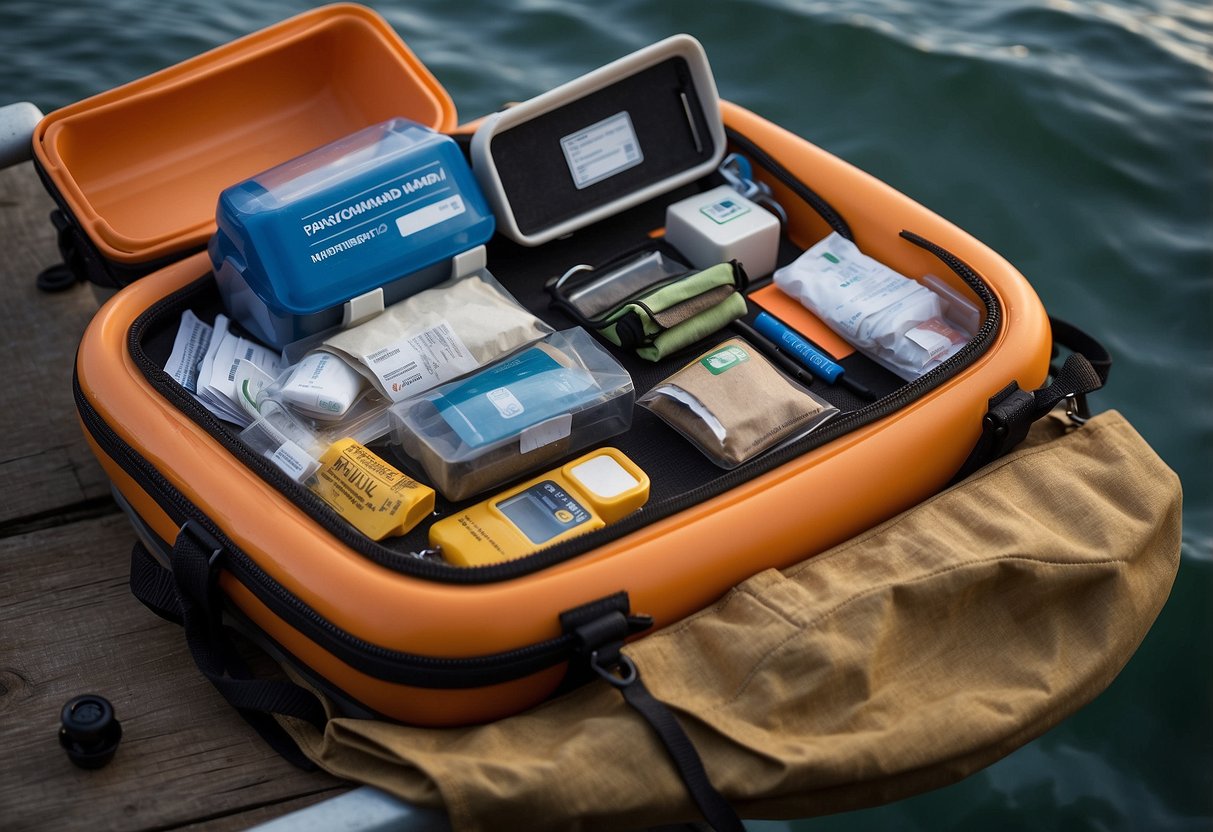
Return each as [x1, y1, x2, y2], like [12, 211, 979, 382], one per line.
[0, 163, 347, 830]
[0, 162, 112, 527]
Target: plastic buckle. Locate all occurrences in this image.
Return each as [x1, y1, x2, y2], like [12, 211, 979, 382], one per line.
[574, 609, 652, 691]
[983, 385, 1036, 458]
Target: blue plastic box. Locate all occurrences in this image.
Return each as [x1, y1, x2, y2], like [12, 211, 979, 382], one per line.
[210, 118, 495, 348]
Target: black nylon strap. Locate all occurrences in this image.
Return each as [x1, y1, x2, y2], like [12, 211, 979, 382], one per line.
[1032, 352, 1104, 420]
[129, 526, 327, 770]
[129, 542, 184, 625]
[596, 654, 744, 832]
[1050, 315, 1112, 384]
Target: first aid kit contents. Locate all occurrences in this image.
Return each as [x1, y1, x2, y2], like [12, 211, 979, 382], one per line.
[322, 271, 553, 402]
[551, 258, 748, 362]
[664, 184, 781, 278]
[183, 339, 394, 476]
[390, 328, 634, 501]
[164, 311, 283, 427]
[429, 447, 650, 566]
[774, 232, 974, 381]
[310, 439, 436, 541]
[211, 118, 495, 348]
[639, 338, 839, 468]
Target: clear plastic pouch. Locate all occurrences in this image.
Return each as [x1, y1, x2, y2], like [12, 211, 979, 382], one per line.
[239, 391, 395, 483]
[554, 250, 690, 319]
[389, 328, 634, 500]
[774, 233, 973, 380]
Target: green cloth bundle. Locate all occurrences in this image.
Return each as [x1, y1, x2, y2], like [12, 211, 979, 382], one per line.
[594, 261, 748, 361]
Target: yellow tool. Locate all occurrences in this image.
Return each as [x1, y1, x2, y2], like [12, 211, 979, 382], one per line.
[430, 447, 649, 567]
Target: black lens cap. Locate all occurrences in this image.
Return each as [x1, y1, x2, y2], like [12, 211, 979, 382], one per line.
[59, 694, 122, 769]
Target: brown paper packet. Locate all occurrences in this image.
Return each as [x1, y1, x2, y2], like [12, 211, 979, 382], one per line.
[639, 338, 838, 468]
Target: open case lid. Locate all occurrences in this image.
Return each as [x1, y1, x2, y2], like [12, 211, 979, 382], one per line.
[32, 3, 457, 265]
[470, 35, 726, 247]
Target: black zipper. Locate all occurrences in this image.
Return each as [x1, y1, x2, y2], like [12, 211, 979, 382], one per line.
[724, 126, 854, 241]
[75, 375, 579, 688]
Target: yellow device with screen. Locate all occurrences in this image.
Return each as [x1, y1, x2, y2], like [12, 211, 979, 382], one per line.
[430, 448, 650, 567]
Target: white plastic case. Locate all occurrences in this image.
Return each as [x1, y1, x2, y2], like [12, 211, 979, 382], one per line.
[471, 35, 726, 247]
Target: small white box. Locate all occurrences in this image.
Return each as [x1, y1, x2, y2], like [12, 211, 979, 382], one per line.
[665, 184, 781, 278]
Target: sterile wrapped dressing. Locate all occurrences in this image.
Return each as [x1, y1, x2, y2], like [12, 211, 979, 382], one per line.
[277, 351, 367, 420]
[774, 233, 972, 380]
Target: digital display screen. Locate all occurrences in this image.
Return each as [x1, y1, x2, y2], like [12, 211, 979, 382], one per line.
[497, 480, 591, 545]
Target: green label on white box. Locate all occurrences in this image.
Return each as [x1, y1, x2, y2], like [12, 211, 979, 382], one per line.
[700, 197, 751, 224]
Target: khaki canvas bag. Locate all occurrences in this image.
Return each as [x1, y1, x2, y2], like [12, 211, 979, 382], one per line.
[281, 409, 1182, 830]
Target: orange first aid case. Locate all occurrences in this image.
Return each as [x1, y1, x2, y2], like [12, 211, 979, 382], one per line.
[60, 8, 1105, 802]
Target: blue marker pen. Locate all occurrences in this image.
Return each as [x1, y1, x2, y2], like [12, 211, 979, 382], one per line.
[752, 311, 875, 400]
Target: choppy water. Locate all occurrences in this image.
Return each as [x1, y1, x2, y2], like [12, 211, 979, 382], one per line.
[1, 0, 1209, 828]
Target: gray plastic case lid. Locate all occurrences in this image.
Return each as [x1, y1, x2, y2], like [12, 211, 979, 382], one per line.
[471, 35, 726, 247]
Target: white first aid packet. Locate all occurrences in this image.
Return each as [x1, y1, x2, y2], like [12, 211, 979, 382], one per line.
[164, 310, 213, 391]
[774, 233, 971, 380]
[322, 273, 552, 402]
[277, 351, 367, 420]
[164, 311, 283, 426]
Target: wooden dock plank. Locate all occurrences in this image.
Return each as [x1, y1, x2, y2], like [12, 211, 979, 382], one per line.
[0, 513, 345, 831]
[0, 163, 112, 525]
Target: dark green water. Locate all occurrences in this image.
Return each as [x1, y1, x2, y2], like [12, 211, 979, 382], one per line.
[1, 1, 1209, 828]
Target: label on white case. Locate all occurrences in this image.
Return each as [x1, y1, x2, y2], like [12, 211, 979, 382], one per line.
[561, 111, 643, 190]
[700, 197, 751, 225]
